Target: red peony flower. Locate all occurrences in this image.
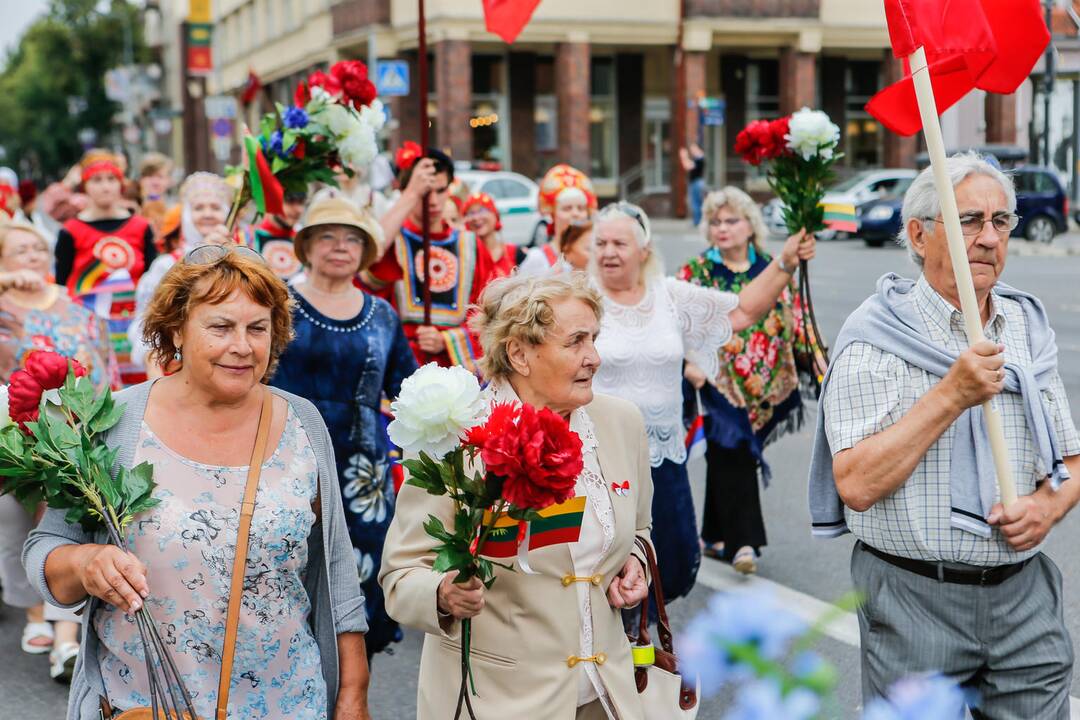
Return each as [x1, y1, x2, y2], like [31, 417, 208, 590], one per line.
[307, 70, 342, 98]
[476, 403, 582, 511]
[464, 402, 517, 448]
[7, 351, 87, 430]
[294, 80, 311, 108]
[769, 116, 792, 155]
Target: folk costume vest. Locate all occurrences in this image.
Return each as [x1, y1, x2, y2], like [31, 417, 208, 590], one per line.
[248, 218, 302, 281]
[62, 216, 150, 386]
[392, 222, 481, 372]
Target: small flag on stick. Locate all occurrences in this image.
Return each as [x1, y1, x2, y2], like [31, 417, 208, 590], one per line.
[243, 133, 284, 217]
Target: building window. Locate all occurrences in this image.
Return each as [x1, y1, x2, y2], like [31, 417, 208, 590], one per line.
[535, 96, 557, 152]
[746, 59, 779, 121]
[472, 56, 507, 165]
[590, 57, 617, 180]
[844, 61, 883, 167]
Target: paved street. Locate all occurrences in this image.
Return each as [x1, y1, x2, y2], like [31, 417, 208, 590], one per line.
[3, 231, 1079, 718]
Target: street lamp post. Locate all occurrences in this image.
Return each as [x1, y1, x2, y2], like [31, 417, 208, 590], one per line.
[1044, 0, 1054, 168]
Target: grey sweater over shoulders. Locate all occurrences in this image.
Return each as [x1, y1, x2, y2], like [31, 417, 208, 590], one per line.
[22, 380, 366, 719]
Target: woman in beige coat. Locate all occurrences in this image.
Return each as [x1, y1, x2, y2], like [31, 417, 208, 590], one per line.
[380, 273, 653, 719]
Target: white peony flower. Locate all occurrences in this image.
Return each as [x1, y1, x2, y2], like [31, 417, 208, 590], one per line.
[359, 100, 386, 132]
[0, 385, 9, 429]
[785, 107, 841, 161]
[388, 363, 485, 458]
[339, 122, 377, 169]
[319, 103, 355, 139]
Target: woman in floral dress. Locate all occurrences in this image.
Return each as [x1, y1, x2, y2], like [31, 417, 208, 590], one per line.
[272, 197, 417, 658]
[679, 187, 806, 574]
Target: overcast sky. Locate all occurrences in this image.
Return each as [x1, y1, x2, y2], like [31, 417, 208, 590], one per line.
[1, 0, 48, 60]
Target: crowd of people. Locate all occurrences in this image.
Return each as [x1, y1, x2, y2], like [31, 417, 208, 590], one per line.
[2, 140, 1077, 719]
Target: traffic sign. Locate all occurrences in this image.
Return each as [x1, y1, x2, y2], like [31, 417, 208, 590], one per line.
[376, 60, 410, 97]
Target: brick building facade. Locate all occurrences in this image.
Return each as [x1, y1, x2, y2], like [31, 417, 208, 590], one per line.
[209, 0, 1028, 216]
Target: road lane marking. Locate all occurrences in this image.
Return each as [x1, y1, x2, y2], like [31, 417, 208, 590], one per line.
[694, 560, 1080, 717]
[695, 559, 862, 647]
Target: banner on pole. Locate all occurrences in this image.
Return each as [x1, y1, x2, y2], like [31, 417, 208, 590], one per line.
[187, 23, 213, 76]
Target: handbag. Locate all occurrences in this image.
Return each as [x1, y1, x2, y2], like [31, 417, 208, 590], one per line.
[627, 538, 699, 719]
[101, 389, 274, 720]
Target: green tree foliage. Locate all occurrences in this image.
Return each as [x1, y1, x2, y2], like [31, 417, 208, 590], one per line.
[0, 0, 147, 179]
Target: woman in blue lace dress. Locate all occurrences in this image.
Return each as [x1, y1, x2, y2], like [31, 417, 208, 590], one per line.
[272, 198, 417, 658]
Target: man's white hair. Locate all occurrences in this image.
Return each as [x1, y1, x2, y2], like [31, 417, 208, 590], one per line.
[898, 151, 1017, 267]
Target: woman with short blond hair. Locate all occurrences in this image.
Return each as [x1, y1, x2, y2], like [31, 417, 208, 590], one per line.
[26, 247, 371, 720]
[382, 272, 653, 720]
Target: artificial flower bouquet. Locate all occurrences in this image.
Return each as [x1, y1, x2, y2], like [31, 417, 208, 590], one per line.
[231, 60, 386, 222]
[0, 351, 197, 717]
[387, 364, 584, 719]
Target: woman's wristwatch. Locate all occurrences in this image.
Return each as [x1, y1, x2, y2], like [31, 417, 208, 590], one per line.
[777, 256, 796, 275]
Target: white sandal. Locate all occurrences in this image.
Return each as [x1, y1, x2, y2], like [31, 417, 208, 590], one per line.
[50, 641, 79, 682]
[21, 621, 54, 655]
[733, 546, 758, 575]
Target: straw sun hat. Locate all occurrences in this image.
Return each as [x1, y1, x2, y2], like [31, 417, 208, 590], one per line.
[294, 197, 383, 272]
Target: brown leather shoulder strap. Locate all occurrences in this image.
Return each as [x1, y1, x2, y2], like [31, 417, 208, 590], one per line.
[634, 537, 674, 653]
[216, 389, 274, 720]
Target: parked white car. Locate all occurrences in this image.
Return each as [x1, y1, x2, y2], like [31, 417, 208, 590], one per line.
[763, 168, 918, 238]
[456, 170, 544, 246]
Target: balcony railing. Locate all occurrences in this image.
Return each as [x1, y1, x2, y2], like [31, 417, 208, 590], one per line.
[686, 0, 820, 18]
[331, 0, 391, 38]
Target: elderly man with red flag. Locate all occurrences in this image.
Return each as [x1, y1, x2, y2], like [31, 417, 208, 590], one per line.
[360, 144, 496, 373]
[809, 1, 1080, 717]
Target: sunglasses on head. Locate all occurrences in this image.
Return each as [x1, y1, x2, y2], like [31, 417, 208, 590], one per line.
[183, 244, 267, 266]
[610, 202, 648, 236]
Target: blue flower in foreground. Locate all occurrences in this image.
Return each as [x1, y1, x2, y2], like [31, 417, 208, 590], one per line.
[724, 679, 820, 720]
[283, 106, 309, 129]
[676, 589, 809, 697]
[862, 674, 972, 720]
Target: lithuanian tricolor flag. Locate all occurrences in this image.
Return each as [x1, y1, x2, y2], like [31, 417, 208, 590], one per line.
[820, 202, 858, 233]
[480, 496, 588, 559]
[243, 133, 285, 217]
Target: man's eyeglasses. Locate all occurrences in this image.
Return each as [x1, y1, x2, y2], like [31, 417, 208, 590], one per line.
[184, 244, 267, 266]
[923, 212, 1020, 236]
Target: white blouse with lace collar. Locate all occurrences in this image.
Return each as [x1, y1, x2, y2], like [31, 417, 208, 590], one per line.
[484, 380, 617, 714]
[593, 276, 738, 468]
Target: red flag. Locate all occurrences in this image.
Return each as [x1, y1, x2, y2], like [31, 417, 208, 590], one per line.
[482, 0, 541, 44]
[240, 70, 262, 107]
[867, 0, 1049, 136]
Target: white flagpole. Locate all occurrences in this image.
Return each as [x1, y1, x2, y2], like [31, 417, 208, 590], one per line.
[908, 46, 1017, 507]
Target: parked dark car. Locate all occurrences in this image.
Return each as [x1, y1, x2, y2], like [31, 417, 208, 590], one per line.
[858, 165, 1068, 247]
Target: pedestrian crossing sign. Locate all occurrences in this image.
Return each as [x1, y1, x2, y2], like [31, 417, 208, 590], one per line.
[376, 61, 410, 97]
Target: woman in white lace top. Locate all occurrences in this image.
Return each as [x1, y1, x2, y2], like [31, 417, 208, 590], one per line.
[590, 201, 815, 605]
